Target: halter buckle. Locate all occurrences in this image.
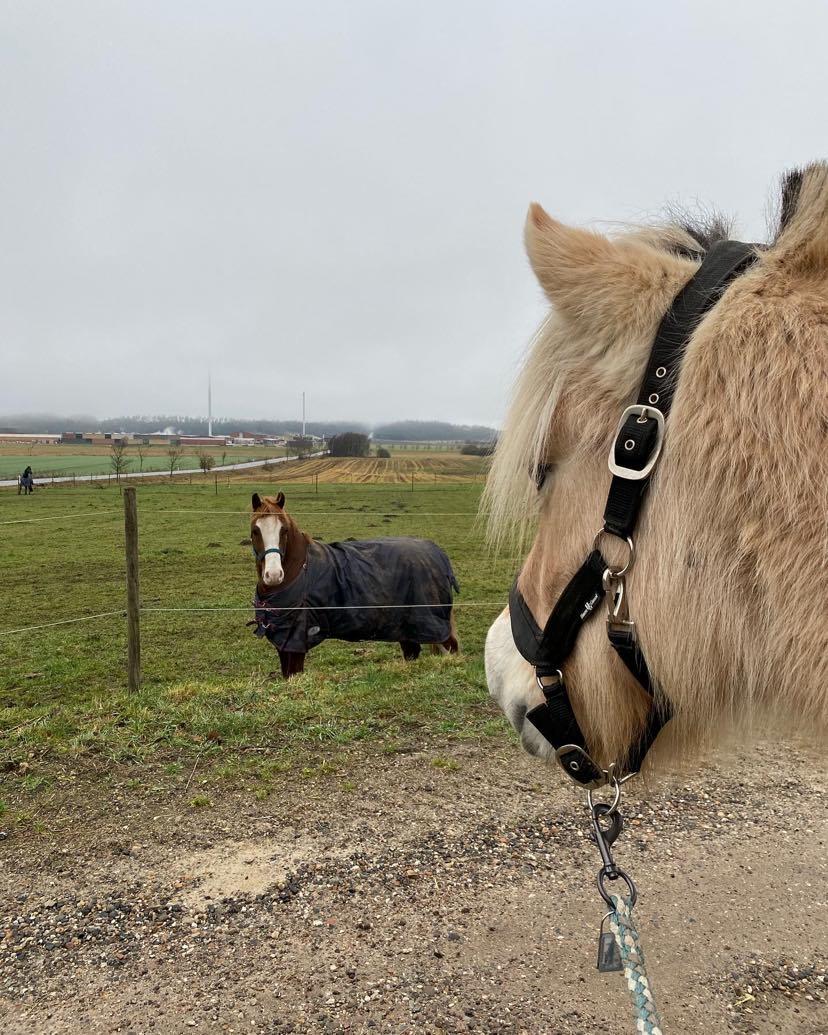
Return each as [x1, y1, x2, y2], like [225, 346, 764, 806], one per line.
[608, 404, 665, 481]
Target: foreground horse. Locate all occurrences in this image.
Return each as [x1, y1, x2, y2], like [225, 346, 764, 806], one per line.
[484, 163, 828, 775]
[250, 492, 459, 677]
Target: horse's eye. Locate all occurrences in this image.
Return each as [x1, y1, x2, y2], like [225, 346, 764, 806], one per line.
[534, 462, 555, 490]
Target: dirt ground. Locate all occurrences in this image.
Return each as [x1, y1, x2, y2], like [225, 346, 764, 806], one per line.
[1, 738, 825, 1035]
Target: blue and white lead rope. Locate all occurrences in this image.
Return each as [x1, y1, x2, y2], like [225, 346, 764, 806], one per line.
[609, 893, 664, 1035]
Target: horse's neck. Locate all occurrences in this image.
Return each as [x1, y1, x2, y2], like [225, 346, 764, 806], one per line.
[282, 521, 309, 584]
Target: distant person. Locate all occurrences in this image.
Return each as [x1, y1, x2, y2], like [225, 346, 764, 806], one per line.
[18, 466, 34, 494]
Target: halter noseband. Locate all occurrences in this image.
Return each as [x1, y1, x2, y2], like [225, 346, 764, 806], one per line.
[252, 545, 283, 561]
[509, 239, 758, 788]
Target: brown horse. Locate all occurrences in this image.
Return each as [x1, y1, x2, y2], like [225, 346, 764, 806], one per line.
[251, 492, 459, 677]
[484, 163, 828, 775]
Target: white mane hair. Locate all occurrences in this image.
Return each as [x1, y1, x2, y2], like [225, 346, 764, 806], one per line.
[482, 218, 712, 551]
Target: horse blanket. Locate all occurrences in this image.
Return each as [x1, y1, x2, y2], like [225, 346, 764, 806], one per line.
[252, 537, 459, 652]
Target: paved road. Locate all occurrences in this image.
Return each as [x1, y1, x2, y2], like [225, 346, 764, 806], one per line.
[0, 451, 328, 489]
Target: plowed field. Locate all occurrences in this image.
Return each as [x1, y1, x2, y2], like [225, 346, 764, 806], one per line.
[234, 452, 489, 484]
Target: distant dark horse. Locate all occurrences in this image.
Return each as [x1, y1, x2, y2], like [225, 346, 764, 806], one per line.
[18, 466, 34, 495]
[250, 492, 460, 677]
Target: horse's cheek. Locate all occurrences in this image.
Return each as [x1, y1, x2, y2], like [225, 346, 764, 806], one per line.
[485, 610, 534, 723]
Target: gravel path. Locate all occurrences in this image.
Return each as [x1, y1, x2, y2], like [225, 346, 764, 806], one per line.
[1, 738, 825, 1034]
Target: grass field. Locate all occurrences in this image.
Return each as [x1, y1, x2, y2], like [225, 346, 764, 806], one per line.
[0, 462, 516, 813]
[0, 443, 288, 480]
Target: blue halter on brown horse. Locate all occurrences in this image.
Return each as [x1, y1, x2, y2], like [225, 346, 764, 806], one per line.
[250, 492, 459, 677]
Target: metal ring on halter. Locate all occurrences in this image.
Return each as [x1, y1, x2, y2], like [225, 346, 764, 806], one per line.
[536, 669, 564, 694]
[607, 760, 638, 786]
[592, 528, 635, 577]
[597, 865, 637, 909]
[587, 776, 622, 816]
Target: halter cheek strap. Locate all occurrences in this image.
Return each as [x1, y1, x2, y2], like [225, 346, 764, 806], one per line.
[510, 239, 759, 788]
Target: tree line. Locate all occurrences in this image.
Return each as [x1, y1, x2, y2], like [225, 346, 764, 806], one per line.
[2, 414, 498, 442]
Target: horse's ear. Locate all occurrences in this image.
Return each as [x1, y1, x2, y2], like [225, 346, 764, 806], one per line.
[252, 493, 262, 510]
[525, 204, 617, 306]
[276, 492, 286, 508]
[769, 163, 828, 272]
[524, 202, 692, 328]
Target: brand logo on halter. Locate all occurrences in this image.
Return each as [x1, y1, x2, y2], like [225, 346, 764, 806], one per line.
[580, 593, 601, 620]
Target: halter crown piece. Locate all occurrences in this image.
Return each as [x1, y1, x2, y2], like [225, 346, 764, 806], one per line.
[509, 240, 758, 789]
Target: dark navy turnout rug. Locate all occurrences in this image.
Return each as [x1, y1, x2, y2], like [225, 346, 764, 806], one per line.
[252, 537, 459, 652]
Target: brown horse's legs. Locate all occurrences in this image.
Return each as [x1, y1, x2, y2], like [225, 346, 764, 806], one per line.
[430, 634, 460, 654]
[436, 612, 459, 653]
[442, 635, 460, 654]
[400, 641, 422, 661]
[278, 650, 306, 678]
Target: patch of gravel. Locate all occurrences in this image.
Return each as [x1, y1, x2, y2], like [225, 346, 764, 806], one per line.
[724, 957, 827, 1034]
[1, 738, 826, 1033]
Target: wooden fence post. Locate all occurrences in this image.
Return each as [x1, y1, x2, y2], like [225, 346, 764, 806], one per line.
[214, 473, 218, 495]
[123, 487, 141, 692]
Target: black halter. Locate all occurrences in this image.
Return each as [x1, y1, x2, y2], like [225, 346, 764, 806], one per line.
[509, 240, 758, 788]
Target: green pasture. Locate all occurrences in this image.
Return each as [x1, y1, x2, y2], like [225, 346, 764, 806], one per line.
[0, 445, 287, 480]
[0, 478, 517, 808]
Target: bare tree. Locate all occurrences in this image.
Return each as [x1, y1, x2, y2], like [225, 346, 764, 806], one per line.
[167, 446, 184, 478]
[197, 449, 215, 475]
[220, 451, 227, 468]
[135, 444, 147, 472]
[110, 441, 131, 482]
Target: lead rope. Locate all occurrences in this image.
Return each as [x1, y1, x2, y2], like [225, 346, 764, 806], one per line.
[608, 893, 663, 1035]
[589, 780, 664, 1033]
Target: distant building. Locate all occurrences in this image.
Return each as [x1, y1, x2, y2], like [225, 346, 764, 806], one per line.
[0, 432, 61, 444]
[86, 432, 129, 444]
[138, 433, 182, 446]
[229, 431, 265, 445]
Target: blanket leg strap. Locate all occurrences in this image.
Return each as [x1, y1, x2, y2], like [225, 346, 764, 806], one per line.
[608, 893, 663, 1035]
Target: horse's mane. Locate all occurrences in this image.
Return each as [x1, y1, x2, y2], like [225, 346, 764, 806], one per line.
[482, 166, 819, 550]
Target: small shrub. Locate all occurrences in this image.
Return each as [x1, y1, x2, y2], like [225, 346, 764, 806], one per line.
[460, 441, 496, 457]
[376, 447, 391, 459]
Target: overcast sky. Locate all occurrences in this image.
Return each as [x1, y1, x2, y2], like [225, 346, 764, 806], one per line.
[1, 1, 826, 427]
